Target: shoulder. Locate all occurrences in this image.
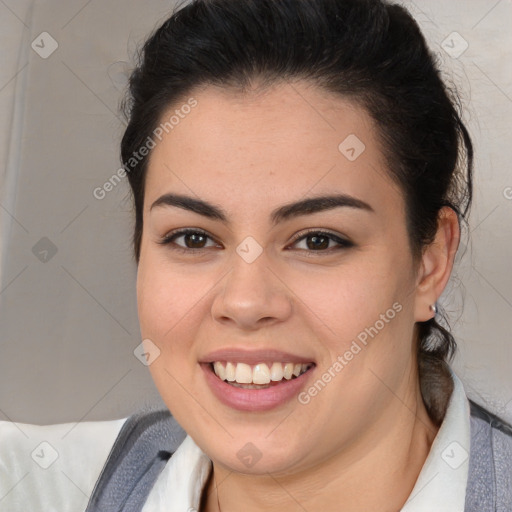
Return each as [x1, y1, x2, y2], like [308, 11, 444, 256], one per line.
[469, 399, 512, 437]
[85, 407, 187, 511]
[91, 407, 186, 470]
[468, 398, 512, 468]
[0, 416, 127, 512]
[466, 399, 512, 511]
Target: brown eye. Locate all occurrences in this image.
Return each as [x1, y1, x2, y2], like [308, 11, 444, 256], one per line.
[290, 230, 353, 253]
[305, 233, 330, 250]
[181, 232, 208, 249]
[157, 228, 219, 252]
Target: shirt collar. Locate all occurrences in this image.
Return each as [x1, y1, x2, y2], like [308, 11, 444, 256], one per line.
[400, 366, 470, 511]
[141, 432, 212, 512]
[142, 367, 470, 512]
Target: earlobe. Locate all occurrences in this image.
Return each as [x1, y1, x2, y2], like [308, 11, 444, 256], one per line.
[413, 206, 460, 322]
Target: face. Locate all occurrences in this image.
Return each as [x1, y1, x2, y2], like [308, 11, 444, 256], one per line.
[137, 80, 424, 476]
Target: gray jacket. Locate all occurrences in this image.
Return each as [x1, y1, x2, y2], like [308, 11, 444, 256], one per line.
[84, 400, 512, 511]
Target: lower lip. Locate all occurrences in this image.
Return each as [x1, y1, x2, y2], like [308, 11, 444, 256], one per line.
[200, 363, 315, 412]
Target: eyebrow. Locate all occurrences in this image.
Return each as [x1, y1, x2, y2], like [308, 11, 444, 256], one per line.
[150, 192, 375, 225]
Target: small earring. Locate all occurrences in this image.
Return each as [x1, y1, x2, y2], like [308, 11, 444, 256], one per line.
[430, 303, 437, 315]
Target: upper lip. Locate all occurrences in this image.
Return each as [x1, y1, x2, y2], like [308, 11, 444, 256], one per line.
[199, 348, 316, 365]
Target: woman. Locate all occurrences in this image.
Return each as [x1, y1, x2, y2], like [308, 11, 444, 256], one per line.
[84, 0, 512, 510]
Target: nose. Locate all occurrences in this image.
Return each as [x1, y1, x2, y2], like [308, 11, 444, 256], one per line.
[211, 249, 293, 331]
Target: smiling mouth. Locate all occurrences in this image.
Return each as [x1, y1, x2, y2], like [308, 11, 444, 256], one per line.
[208, 361, 315, 389]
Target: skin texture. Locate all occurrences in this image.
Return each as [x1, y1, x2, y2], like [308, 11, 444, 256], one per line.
[136, 80, 460, 512]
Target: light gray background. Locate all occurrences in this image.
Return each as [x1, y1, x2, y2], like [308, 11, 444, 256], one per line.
[0, 0, 511, 425]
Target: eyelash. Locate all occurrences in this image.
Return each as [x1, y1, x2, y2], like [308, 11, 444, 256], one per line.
[156, 228, 354, 256]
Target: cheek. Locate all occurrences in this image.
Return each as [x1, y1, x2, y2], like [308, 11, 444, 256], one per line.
[138, 255, 190, 331]
[136, 257, 214, 368]
[287, 258, 399, 339]
[136, 260, 208, 418]
[287, 252, 415, 396]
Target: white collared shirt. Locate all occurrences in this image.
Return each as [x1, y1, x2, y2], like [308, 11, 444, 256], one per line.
[142, 367, 471, 512]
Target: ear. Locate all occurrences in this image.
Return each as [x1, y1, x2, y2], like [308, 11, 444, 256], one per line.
[414, 206, 460, 322]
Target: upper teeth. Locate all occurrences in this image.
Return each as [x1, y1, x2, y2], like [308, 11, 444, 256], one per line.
[212, 361, 313, 384]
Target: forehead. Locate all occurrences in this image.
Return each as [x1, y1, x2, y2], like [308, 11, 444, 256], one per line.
[144, 81, 404, 223]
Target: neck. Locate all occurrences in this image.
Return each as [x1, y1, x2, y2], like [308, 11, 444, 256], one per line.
[200, 377, 439, 512]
